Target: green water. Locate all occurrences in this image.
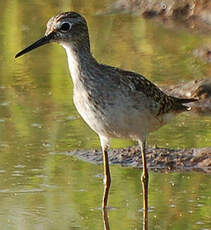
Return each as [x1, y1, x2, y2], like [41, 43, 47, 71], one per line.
[0, 0, 210, 229]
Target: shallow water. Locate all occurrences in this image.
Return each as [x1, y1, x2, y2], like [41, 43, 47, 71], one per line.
[0, 0, 210, 229]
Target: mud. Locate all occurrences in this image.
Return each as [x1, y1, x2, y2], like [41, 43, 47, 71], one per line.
[67, 146, 210, 173]
[163, 78, 211, 115]
[105, 0, 211, 34]
[193, 45, 211, 63]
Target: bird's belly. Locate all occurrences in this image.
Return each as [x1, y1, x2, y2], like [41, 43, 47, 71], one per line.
[73, 89, 164, 139]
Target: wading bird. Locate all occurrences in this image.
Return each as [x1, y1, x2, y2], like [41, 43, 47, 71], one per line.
[15, 12, 196, 217]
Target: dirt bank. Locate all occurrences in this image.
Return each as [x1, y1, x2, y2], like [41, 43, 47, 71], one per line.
[67, 146, 210, 173]
[163, 78, 211, 114]
[105, 0, 211, 33]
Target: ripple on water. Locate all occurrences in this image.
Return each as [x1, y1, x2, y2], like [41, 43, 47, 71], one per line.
[0, 143, 9, 148]
[0, 188, 44, 194]
[42, 142, 52, 148]
[196, 221, 204, 225]
[14, 165, 25, 168]
[0, 102, 10, 106]
[31, 123, 42, 128]
[12, 170, 23, 177]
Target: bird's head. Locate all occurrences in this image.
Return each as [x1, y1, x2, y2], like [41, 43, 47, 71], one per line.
[15, 12, 89, 58]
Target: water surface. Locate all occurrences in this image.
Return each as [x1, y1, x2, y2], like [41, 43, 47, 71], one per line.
[0, 0, 210, 229]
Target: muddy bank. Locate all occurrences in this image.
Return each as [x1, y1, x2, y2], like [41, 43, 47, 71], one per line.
[193, 45, 211, 63]
[163, 78, 211, 114]
[67, 146, 210, 173]
[105, 0, 211, 33]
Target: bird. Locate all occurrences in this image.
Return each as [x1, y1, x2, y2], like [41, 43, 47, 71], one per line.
[15, 12, 197, 212]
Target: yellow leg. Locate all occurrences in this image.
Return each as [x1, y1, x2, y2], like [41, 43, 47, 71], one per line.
[102, 146, 111, 209]
[139, 140, 149, 230]
[102, 207, 110, 230]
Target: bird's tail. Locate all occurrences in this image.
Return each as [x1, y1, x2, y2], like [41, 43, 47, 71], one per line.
[172, 97, 198, 111]
[176, 98, 198, 104]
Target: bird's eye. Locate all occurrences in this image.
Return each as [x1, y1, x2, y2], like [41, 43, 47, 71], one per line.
[60, 22, 71, 32]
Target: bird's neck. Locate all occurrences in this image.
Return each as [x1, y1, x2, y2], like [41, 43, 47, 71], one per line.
[62, 41, 98, 85]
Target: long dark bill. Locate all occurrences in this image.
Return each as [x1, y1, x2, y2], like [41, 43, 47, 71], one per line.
[15, 33, 54, 58]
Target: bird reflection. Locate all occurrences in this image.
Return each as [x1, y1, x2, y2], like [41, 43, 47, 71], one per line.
[142, 176, 149, 230]
[102, 175, 149, 230]
[102, 208, 110, 230]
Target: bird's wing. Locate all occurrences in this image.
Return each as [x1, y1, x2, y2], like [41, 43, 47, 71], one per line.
[101, 64, 196, 114]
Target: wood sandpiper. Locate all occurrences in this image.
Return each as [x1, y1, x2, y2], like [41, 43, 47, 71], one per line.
[15, 12, 197, 214]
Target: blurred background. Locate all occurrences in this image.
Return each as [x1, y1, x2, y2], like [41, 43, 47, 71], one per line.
[0, 0, 210, 229]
